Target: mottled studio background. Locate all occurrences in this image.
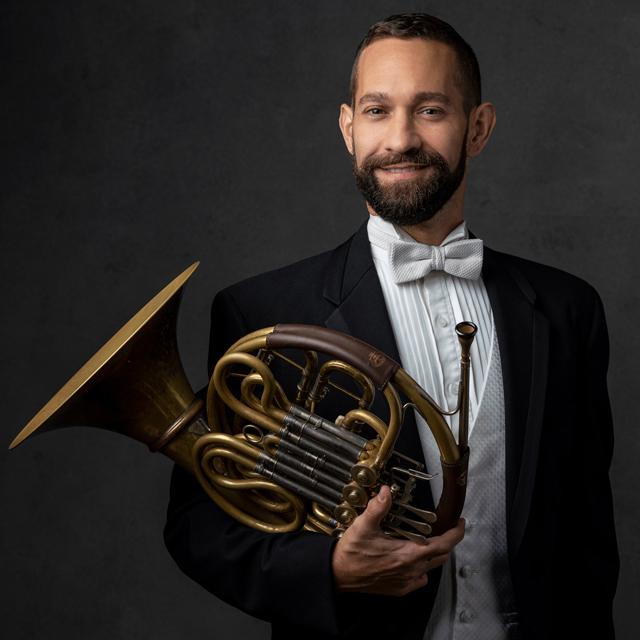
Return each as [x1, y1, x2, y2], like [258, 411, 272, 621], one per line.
[1, 1, 638, 638]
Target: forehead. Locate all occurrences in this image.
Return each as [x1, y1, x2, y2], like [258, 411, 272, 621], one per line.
[355, 38, 462, 104]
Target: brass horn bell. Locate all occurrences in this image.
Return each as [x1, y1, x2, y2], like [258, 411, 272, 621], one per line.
[9, 263, 207, 470]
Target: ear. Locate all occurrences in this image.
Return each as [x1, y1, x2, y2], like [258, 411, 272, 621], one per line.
[338, 103, 355, 155]
[466, 102, 496, 158]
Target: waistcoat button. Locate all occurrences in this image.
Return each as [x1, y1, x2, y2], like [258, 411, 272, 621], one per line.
[459, 565, 473, 578]
[459, 610, 475, 623]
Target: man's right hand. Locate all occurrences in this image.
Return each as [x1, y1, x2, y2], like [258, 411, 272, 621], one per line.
[331, 485, 465, 597]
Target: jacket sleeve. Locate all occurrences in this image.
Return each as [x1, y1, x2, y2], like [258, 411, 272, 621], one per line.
[163, 288, 341, 635]
[573, 287, 619, 632]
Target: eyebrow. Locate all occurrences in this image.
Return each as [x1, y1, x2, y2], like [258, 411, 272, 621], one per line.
[357, 91, 452, 106]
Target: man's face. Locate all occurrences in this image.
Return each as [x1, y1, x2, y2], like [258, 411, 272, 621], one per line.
[341, 38, 471, 226]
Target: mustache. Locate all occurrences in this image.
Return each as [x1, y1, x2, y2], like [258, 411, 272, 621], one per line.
[360, 150, 447, 172]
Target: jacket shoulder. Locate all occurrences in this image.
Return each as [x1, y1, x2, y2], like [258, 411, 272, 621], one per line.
[487, 247, 601, 304]
[214, 234, 354, 327]
[486, 248, 608, 353]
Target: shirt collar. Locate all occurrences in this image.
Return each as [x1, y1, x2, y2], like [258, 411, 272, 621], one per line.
[367, 214, 469, 252]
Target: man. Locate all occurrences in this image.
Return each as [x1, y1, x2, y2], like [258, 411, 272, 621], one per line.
[165, 14, 618, 639]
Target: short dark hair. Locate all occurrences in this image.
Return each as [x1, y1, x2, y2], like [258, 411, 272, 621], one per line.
[349, 13, 482, 114]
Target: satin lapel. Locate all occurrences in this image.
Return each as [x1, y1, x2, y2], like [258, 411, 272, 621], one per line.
[483, 248, 549, 560]
[322, 223, 434, 511]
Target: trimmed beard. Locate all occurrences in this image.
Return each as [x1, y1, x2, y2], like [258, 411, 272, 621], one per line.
[352, 133, 467, 226]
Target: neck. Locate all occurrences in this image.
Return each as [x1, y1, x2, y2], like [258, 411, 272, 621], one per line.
[367, 183, 466, 246]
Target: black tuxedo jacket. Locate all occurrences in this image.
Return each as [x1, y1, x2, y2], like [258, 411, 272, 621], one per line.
[165, 222, 618, 639]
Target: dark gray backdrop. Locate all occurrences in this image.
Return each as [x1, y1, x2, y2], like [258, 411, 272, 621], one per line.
[2, 1, 638, 638]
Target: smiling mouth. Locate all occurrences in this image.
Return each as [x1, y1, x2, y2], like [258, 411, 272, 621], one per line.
[382, 165, 424, 171]
[377, 164, 429, 177]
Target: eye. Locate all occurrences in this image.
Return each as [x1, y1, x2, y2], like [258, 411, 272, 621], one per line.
[364, 107, 386, 117]
[419, 107, 444, 117]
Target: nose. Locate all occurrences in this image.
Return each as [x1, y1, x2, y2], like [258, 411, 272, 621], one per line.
[384, 110, 421, 154]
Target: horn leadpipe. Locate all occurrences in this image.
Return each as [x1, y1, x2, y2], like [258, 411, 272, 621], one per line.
[454, 321, 477, 449]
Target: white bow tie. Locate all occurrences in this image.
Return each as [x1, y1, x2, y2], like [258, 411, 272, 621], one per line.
[388, 238, 484, 283]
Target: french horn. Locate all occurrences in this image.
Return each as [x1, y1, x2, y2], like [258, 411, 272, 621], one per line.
[10, 263, 475, 542]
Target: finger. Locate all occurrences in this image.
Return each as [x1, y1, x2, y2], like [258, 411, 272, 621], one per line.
[357, 485, 393, 531]
[416, 519, 465, 559]
[437, 518, 465, 544]
[422, 552, 450, 572]
[442, 518, 466, 544]
[365, 573, 429, 597]
[397, 573, 429, 597]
